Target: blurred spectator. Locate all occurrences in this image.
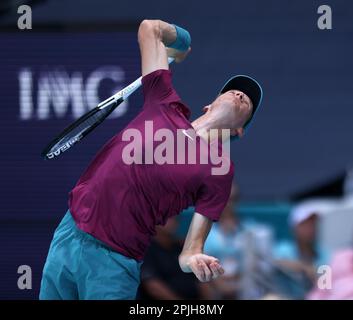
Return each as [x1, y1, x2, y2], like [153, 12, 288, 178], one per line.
[307, 247, 353, 300]
[273, 200, 331, 296]
[138, 216, 205, 300]
[203, 183, 244, 299]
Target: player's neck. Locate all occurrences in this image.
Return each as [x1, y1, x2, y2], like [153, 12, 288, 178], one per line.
[192, 114, 231, 141]
[192, 113, 213, 140]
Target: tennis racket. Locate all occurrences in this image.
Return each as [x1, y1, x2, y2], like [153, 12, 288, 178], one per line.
[41, 58, 174, 160]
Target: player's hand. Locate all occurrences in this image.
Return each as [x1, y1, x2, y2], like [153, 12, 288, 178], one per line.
[179, 253, 224, 282]
[166, 47, 191, 63]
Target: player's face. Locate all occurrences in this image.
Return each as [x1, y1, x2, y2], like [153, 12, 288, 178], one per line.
[206, 90, 253, 131]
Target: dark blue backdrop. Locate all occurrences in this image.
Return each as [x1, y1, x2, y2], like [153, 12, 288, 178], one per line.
[0, 31, 143, 220]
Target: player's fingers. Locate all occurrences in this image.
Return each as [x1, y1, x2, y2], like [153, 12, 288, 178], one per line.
[197, 262, 207, 282]
[202, 254, 219, 264]
[191, 261, 205, 282]
[198, 259, 212, 282]
[209, 262, 221, 279]
[175, 47, 191, 63]
[214, 262, 225, 275]
[210, 262, 225, 278]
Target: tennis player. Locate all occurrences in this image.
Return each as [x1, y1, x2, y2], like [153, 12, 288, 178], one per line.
[40, 19, 263, 300]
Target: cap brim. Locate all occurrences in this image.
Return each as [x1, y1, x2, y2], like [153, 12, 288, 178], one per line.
[219, 75, 263, 129]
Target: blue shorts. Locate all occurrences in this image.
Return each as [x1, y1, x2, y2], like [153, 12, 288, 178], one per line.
[39, 210, 142, 300]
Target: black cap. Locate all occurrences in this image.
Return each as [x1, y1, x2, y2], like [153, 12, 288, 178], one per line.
[219, 75, 263, 130]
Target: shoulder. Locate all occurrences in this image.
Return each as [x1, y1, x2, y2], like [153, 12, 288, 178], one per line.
[141, 69, 192, 120]
[142, 68, 172, 85]
[141, 68, 175, 102]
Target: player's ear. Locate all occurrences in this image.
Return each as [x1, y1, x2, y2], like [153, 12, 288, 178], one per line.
[203, 105, 211, 113]
[231, 127, 244, 138]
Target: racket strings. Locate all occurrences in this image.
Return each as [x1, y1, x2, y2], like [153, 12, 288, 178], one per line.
[48, 105, 114, 153]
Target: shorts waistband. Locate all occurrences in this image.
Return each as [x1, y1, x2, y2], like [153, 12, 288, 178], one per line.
[65, 210, 115, 252]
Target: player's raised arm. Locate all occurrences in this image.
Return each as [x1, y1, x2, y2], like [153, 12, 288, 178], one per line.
[137, 19, 191, 77]
[178, 212, 225, 282]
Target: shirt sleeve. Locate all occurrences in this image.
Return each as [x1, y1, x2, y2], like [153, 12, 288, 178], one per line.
[194, 169, 234, 222]
[141, 69, 191, 119]
[142, 69, 178, 102]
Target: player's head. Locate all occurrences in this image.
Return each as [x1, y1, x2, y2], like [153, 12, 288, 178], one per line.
[203, 75, 263, 139]
[204, 89, 253, 138]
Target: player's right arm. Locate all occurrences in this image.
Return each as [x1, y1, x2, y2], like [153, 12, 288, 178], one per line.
[137, 19, 191, 77]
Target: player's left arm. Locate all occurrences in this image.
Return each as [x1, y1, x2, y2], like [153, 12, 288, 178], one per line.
[179, 212, 224, 282]
[137, 19, 191, 77]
